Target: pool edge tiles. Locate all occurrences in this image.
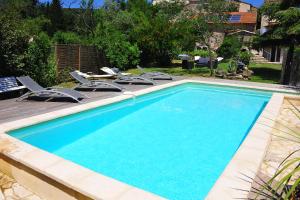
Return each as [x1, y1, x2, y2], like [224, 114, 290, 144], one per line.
[0, 79, 288, 200]
[206, 93, 284, 200]
[2, 79, 280, 133]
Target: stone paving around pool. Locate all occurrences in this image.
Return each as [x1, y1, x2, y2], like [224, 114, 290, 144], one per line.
[249, 97, 300, 198]
[0, 171, 42, 200]
[262, 98, 300, 178]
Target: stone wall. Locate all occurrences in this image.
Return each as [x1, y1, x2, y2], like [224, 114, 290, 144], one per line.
[239, 2, 251, 12]
[0, 171, 42, 200]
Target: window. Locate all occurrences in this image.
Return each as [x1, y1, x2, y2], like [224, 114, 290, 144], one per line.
[229, 15, 241, 23]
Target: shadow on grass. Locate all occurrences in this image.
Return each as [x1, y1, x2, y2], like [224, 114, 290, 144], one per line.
[161, 67, 212, 77]
[250, 67, 281, 84]
[130, 62, 282, 84]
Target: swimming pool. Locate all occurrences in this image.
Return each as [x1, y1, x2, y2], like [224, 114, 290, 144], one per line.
[9, 83, 272, 200]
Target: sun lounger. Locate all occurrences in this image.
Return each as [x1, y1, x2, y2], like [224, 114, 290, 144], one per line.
[101, 67, 155, 85]
[74, 70, 114, 79]
[70, 71, 122, 91]
[101, 67, 131, 76]
[136, 65, 173, 80]
[17, 76, 87, 103]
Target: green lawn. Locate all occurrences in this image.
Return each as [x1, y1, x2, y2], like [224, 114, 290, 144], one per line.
[57, 62, 282, 88]
[56, 81, 77, 88]
[248, 63, 282, 84]
[128, 66, 213, 77]
[127, 62, 282, 84]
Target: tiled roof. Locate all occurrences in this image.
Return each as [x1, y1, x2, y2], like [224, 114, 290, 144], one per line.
[228, 12, 257, 24]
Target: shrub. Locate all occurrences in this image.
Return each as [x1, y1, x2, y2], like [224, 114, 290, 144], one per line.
[0, 14, 29, 76]
[23, 17, 51, 36]
[228, 59, 237, 73]
[52, 31, 82, 44]
[190, 49, 216, 58]
[57, 66, 74, 83]
[239, 51, 252, 66]
[104, 40, 140, 70]
[94, 25, 140, 70]
[217, 36, 242, 59]
[22, 32, 56, 87]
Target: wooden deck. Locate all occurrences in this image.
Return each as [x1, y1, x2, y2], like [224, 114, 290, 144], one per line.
[0, 80, 173, 124]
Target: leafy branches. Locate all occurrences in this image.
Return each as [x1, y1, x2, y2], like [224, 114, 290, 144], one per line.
[0, 1, 56, 86]
[91, 0, 192, 67]
[76, 0, 96, 36]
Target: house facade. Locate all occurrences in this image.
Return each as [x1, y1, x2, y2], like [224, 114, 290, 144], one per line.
[212, 1, 258, 49]
[152, 0, 258, 50]
[228, 0, 258, 12]
[191, 0, 258, 49]
[259, 0, 284, 63]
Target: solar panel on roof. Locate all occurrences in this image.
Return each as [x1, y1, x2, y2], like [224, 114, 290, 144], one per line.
[229, 15, 241, 23]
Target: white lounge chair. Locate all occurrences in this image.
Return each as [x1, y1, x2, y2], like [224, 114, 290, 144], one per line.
[101, 67, 131, 76]
[74, 70, 114, 79]
[101, 67, 154, 85]
[17, 76, 87, 103]
[70, 71, 122, 91]
[136, 65, 173, 80]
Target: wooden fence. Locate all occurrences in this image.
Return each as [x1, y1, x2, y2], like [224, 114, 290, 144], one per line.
[55, 44, 107, 75]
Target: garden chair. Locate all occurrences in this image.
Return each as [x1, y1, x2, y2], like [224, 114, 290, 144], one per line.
[70, 71, 123, 91]
[17, 76, 87, 103]
[74, 70, 114, 79]
[136, 65, 173, 80]
[101, 67, 155, 85]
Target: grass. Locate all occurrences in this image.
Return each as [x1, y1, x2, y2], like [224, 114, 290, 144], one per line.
[128, 67, 213, 77]
[56, 81, 76, 88]
[57, 62, 282, 87]
[248, 63, 282, 84]
[127, 61, 282, 84]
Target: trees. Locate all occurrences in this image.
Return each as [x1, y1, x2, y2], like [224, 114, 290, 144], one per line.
[260, 0, 300, 85]
[90, 0, 193, 67]
[75, 0, 97, 36]
[52, 31, 82, 44]
[2, 0, 259, 80]
[22, 33, 56, 86]
[127, 0, 193, 66]
[92, 1, 140, 69]
[217, 36, 242, 59]
[0, 0, 56, 86]
[0, 14, 29, 76]
[140, 1, 193, 66]
[187, 0, 234, 75]
[93, 20, 140, 70]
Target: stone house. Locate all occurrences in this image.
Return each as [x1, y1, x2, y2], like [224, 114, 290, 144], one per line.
[152, 0, 258, 50]
[209, 1, 258, 49]
[259, 0, 285, 63]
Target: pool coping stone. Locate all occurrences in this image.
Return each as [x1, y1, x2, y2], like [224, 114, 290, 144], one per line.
[0, 79, 295, 200]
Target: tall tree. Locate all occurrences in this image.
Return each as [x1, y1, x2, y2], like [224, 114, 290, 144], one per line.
[76, 0, 96, 36]
[26, 0, 39, 17]
[49, 0, 64, 34]
[260, 0, 300, 85]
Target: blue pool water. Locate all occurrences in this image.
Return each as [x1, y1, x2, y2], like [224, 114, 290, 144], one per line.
[9, 83, 272, 200]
